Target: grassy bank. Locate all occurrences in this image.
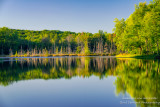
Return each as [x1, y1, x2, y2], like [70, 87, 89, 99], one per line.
[116, 54, 160, 59]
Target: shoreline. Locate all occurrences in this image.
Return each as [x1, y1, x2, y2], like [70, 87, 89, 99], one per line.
[0, 53, 159, 59]
[0, 54, 115, 58]
[0, 54, 159, 59]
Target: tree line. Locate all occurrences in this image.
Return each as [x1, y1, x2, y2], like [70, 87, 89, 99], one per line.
[0, 27, 116, 56]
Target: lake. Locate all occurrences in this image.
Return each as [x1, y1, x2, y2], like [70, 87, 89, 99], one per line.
[0, 56, 159, 107]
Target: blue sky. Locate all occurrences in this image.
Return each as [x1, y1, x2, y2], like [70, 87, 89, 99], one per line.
[0, 0, 151, 33]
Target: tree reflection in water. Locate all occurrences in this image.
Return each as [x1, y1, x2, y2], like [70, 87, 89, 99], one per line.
[0, 57, 116, 86]
[0, 57, 159, 107]
[115, 58, 160, 107]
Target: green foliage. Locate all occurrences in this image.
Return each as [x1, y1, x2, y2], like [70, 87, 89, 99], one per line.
[113, 0, 160, 55]
[76, 46, 81, 54]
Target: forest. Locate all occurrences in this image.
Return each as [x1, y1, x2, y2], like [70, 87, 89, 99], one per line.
[0, 28, 116, 56]
[0, 0, 159, 56]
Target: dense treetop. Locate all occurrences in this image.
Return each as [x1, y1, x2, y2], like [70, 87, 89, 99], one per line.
[113, 0, 160, 55]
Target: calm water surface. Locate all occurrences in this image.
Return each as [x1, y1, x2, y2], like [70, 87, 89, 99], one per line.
[0, 56, 159, 107]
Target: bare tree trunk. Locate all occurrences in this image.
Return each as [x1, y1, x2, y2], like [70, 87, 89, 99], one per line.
[98, 42, 99, 53]
[68, 42, 71, 54]
[54, 42, 56, 54]
[21, 45, 23, 56]
[140, 47, 142, 55]
[157, 41, 159, 55]
[1, 44, 3, 55]
[158, 60, 159, 73]
[110, 41, 112, 54]
[61, 46, 63, 54]
[100, 36, 103, 54]
[78, 37, 80, 47]
[146, 39, 148, 52]
[94, 42, 96, 53]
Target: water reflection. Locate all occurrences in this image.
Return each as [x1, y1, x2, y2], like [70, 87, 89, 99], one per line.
[115, 58, 160, 107]
[0, 57, 160, 107]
